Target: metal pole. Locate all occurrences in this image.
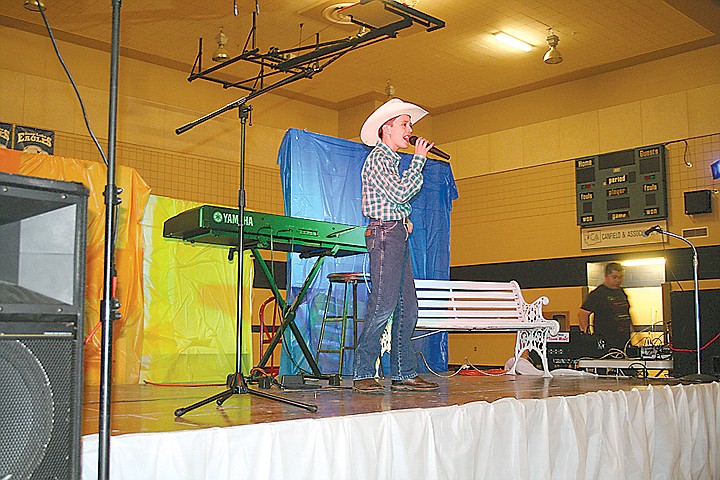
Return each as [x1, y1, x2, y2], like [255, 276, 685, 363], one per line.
[99, 0, 122, 478]
[235, 106, 249, 376]
[657, 229, 714, 382]
[692, 249, 701, 375]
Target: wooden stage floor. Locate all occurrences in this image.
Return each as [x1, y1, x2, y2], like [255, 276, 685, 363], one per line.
[81, 373, 681, 437]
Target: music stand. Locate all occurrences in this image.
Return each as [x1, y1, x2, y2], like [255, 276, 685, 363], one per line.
[174, 96, 318, 416]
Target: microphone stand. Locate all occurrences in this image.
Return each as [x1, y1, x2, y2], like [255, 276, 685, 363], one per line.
[173, 75, 319, 417]
[653, 227, 716, 382]
[98, 1, 123, 478]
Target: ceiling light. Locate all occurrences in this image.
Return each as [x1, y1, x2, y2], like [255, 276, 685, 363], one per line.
[493, 32, 532, 52]
[543, 29, 562, 64]
[321, 3, 355, 25]
[212, 28, 229, 62]
[23, 0, 45, 11]
[385, 80, 395, 98]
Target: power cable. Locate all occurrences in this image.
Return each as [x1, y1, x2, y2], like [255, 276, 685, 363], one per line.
[37, 6, 108, 166]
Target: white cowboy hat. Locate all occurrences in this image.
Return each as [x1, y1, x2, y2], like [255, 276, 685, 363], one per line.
[360, 98, 428, 146]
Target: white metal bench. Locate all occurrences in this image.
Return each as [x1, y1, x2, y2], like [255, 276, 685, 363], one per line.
[414, 279, 560, 377]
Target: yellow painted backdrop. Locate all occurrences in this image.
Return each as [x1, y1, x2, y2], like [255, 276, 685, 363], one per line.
[0, 151, 254, 386]
[0, 149, 150, 385]
[141, 195, 254, 383]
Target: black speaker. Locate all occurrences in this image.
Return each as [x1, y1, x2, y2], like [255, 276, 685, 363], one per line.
[683, 189, 712, 215]
[670, 289, 720, 377]
[0, 172, 88, 480]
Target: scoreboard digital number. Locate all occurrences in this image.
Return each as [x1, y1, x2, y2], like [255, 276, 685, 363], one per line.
[575, 144, 667, 227]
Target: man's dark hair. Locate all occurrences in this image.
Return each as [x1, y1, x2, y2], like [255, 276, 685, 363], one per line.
[605, 262, 624, 275]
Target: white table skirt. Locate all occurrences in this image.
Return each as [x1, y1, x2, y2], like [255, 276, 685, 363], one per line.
[81, 382, 720, 480]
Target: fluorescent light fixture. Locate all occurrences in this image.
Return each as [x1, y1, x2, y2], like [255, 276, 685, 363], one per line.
[493, 32, 532, 52]
[621, 258, 666, 267]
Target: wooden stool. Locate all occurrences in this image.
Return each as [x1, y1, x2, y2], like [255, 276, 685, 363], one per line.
[316, 272, 370, 375]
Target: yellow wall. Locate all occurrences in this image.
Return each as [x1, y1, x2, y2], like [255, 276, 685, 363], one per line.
[450, 136, 720, 267]
[436, 45, 720, 159]
[0, 27, 336, 211]
[438, 46, 720, 366]
[443, 45, 720, 267]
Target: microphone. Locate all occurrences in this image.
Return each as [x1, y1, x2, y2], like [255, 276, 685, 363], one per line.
[408, 135, 450, 160]
[642, 225, 662, 237]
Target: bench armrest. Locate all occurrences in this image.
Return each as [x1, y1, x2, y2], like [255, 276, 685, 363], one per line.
[518, 294, 560, 336]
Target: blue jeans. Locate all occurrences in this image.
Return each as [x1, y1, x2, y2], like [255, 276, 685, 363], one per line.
[353, 219, 419, 381]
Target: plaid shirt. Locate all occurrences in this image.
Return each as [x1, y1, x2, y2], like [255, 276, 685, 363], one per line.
[361, 142, 427, 221]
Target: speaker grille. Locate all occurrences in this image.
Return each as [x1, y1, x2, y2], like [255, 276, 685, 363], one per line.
[0, 337, 77, 480]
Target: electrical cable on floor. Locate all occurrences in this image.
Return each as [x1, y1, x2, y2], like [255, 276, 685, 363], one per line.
[418, 352, 509, 378]
[417, 351, 465, 378]
[249, 367, 283, 388]
[463, 359, 509, 376]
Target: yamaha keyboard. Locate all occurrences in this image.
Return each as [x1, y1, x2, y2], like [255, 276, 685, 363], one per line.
[163, 205, 367, 257]
[163, 204, 367, 382]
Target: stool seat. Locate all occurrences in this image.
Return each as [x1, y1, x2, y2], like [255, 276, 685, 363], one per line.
[328, 272, 370, 283]
[316, 272, 369, 375]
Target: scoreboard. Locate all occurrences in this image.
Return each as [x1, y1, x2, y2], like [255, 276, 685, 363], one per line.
[575, 144, 667, 227]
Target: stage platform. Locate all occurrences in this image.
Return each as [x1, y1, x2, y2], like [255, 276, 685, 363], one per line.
[80, 374, 720, 479]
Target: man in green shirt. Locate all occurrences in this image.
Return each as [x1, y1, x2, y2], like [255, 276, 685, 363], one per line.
[352, 98, 439, 393]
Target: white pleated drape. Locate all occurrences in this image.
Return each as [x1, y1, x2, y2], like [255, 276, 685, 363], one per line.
[82, 382, 720, 480]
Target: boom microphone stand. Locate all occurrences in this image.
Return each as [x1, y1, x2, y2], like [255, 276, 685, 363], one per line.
[646, 226, 716, 382]
[173, 83, 318, 416]
[170, 0, 446, 417]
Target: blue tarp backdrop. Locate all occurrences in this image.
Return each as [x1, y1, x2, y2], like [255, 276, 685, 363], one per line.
[277, 128, 458, 376]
